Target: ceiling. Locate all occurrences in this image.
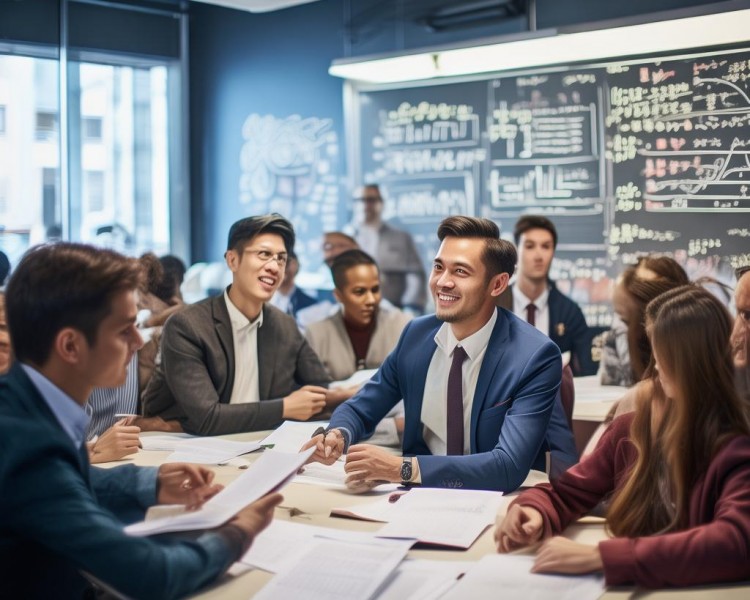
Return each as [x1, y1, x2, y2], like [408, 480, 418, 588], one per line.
[191, 0, 321, 12]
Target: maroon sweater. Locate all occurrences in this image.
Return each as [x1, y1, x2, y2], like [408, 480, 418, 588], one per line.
[513, 413, 750, 588]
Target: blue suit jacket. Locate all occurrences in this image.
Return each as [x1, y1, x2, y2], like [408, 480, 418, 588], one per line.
[329, 308, 578, 491]
[0, 364, 239, 599]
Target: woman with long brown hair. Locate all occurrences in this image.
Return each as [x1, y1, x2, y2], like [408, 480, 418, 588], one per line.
[495, 285, 750, 588]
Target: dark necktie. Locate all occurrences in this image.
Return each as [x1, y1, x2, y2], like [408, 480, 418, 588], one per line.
[526, 303, 537, 327]
[447, 345, 468, 456]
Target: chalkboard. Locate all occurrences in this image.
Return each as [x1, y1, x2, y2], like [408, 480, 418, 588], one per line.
[352, 47, 750, 326]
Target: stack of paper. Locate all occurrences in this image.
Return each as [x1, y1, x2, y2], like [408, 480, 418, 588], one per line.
[139, 433, 262, 464]
[440, 554, 605, 600]
[124, 448, 313, 536]
[252, 536, 414, 600]
[332, 488, 503, 549]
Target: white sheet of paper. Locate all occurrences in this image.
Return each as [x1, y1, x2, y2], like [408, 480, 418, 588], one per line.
[124, 448, 314, 536]
[298, 459, 399, 493]
[260, 420, 329, 453]
[252, 536, 413, 600]
[163, 438, 262, 464]
[329, 368, 378, 389]
[240, 519, 404, 573]
[440, 554, 605, 600]
[376, 559, 468, 600]
[375, 488, 504, 549]
[573, 375, 629, 404]
[330, 489, 406, 521]
[139, 433, 193, 452]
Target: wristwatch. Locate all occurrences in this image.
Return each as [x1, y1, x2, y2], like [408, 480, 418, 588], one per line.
[400, 457, 413, 486]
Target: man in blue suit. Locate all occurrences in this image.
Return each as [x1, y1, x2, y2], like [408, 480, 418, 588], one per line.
[305, 216, 577, 491]
[0, 243, 281, 599]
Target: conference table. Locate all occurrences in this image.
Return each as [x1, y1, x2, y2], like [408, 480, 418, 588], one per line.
[103, 420, 750, 600]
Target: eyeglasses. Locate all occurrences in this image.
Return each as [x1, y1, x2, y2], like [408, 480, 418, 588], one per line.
[244, 248, 288, 266]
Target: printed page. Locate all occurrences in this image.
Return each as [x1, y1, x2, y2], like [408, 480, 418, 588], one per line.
[375, 488, 504, 549]
[240, 520, 403, 573]
[376, 559, 468, 600]
[252, 537, 412, 600]
[260, 420, 329, 453]
[162, 438, 262, 464]
[440, 554, 605, 600]
[124, 448, 314, 536]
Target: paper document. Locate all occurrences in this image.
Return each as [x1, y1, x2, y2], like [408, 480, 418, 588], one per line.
[260, 420, 329, 453]
[330, 489, 403, 522]
[376, 559, 468, 600]
[252, 536, 413, 600]
[440, 554, 605, 600]
[139, 433, 193, 452]
[297, 458, 399, 492]
[124, 447, 314, 536]
[330, 368, 378, 389]
[240, 519, 402, 573]
[573, 375, 628, 404]
[139, 433, 262, 464]
[163, 438, 262, 464]
[376, 488, 503, 549]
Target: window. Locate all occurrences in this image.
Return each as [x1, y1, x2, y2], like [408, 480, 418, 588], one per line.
[35, 111, 58, 140]
[84, 170, 104, 212]
[0, 0, 186, 268]
[82, 116, 103, 142]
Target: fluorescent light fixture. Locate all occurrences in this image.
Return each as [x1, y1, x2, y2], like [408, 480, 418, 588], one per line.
[329, 8, 750, 83]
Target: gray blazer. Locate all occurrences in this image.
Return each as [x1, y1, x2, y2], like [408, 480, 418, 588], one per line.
[142, 294, 331, 435]
[304, 308, 412, 381]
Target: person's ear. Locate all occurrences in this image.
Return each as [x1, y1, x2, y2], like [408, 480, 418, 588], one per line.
[54, 328, 86, 365]
[225, 249, 239, 273]
[489, 273, 510, 298]
[333, 288, 342, 304]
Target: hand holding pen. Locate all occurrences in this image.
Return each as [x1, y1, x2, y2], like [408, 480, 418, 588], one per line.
[300, 426, 345, 465]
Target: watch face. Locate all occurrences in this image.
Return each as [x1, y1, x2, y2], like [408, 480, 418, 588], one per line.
[400, 460, 412, 482]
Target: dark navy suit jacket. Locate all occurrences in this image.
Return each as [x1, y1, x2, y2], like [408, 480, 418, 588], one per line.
[498, 282, 595, 375]
[0, 364, 239, 599]
[329, 308, 578, 491]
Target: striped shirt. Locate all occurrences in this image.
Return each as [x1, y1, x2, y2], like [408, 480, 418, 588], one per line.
[85, 352, 139, 439]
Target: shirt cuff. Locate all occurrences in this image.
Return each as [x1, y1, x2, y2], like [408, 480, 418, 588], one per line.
[411, 457, 422, 485]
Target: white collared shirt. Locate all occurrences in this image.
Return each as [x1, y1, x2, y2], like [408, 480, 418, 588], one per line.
[224, 290, 263, 405]
[512, 284, 550, 336]
[421, 309, 497, 455]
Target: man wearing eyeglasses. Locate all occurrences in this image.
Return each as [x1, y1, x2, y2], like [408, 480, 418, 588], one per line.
[142, 214, 341, 435]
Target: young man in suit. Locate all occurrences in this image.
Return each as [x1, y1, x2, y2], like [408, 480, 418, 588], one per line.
[497, 215, 594, 376]
[142, 213, 347, 435]
[305, 216, 577, 491]
[0, 243, 281, 598]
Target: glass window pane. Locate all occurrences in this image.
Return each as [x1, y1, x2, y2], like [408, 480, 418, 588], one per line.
[69, 61, 170, 256]
[0, 53, 60, 267]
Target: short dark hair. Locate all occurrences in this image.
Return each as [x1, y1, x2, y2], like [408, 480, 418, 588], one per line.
[736, 265, 750, 281]
[226, 213, 295, 254]
[5, 243, 142, 365]
[159, 254, 187, 285]
[513, 215, 558, 248]
[437, 216, 516, 278]
[330, 249, 378, 290]
[0, 250, 10, 285]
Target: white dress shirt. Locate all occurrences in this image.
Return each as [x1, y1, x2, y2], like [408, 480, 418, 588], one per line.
[420, 309, 497, 455]
[512, 285, 550, 336]
[224, 291, 263, 405]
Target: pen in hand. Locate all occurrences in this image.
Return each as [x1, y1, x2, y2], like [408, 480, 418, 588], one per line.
[311, 426, 330, 457]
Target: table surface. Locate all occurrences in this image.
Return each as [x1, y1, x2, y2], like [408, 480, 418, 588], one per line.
[104, 430, 750, 600]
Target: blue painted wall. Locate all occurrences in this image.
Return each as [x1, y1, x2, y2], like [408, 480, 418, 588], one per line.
[188, 0, 730, 262]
